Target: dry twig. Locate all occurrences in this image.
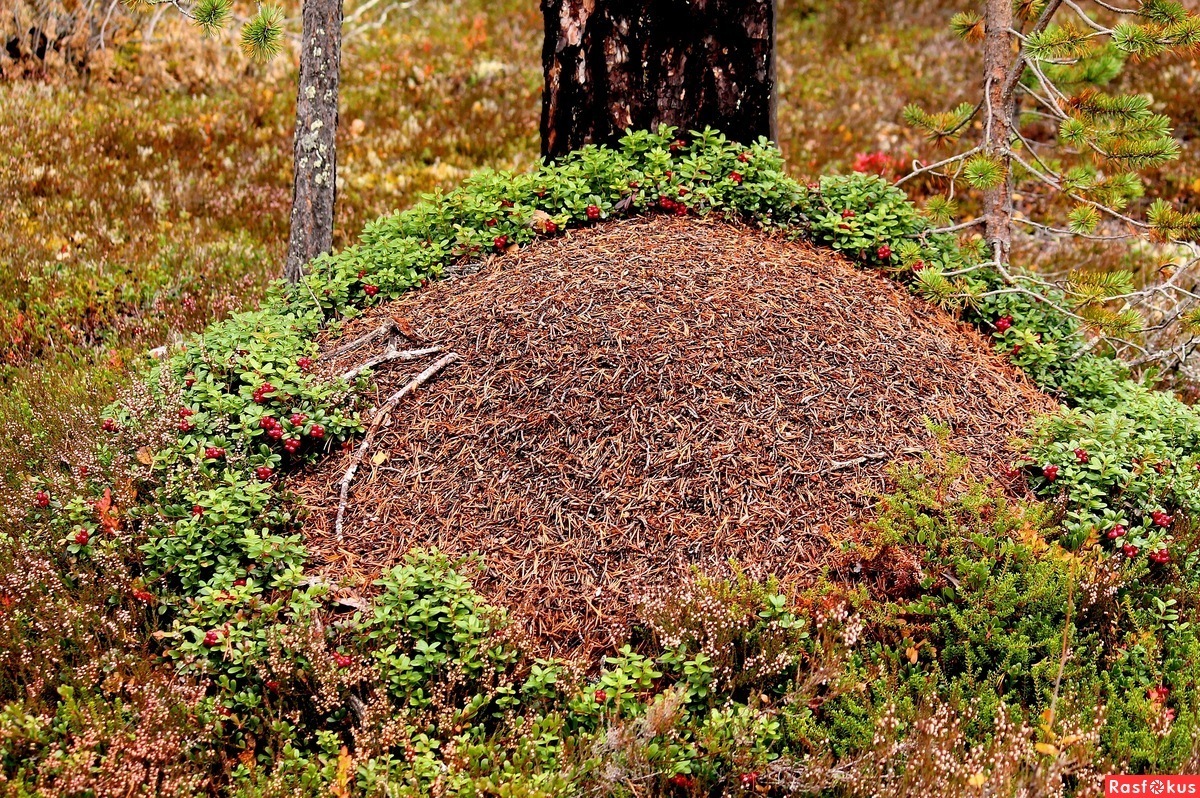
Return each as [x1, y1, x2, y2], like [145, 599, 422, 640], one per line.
[340, 345, 443, 382]
[335, 352, 460, 540]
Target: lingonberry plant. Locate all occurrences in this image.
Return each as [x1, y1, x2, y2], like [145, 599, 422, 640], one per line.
[901, 0, 1200, 376]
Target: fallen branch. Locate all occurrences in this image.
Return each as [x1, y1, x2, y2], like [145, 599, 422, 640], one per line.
[335, 352, 460, 540]
[325, 320, 397, 360]
[340, 345, 442, 382]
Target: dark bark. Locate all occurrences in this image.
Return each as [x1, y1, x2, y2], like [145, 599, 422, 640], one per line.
[284, 0, 344, 283]
[540, 0, 776, 159]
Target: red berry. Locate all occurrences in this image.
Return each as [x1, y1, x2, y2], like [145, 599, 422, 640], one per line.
[669, 138, 686, 152]
[35, 490, 50, 508]
[669, 774, 695, 788]
[253, 383, 275, 403]
[1152, 510, 1173, 528]
[493, 235, 508, 250]
[1123, 544, 1139, 558]
[333, 652, 353, 668]
[204, 446, 225, 460]
[308, 424, 325, 440]
[184, 373, 196, 388]
[1042, 464, 1059, 482]
[677, 186, 689, 196]
[131, 589, 154, 603]
[192, 505, 205, 516]
[877, 244, 892, 260]
[1107, 524, 1126, 540]
[664, 170, 673, 179]
[841, 209, 856, 219]
[1074, 448, 1089, 464]
[995, 316, 1013, 333]
[74, 529, 90, 546]
[289, 413, 306, 426]
[178, 407, 194, 418]
[267, 427, 284, 441]
[659, 195, 676, 211]
[364, 284, 379, 297]
[259, 417, 277, 430]
[78, 465, 88, 478]
[255, 466, 274, 480]
[740, 773, 758, 788]
[297, 356, 314, 372]
[500, 199, 514, 207]
[265, 680, 281, 691]
[178, 419, 194, 432]
[729, 171, 743, 184]
[283, 438, 300, 453]
[485, 218, 497, 227]
[586, 204, 601, 220]
[544, 220, 558, 234]
[628, 180, 639, 189]
[234, 578, 247, 587]
[203, 630, 220, 647]
[738, 151, 751, 163]
[674, 203, 688, 217]
[102, 418, 117, 432]
[911, 260, 925, 272]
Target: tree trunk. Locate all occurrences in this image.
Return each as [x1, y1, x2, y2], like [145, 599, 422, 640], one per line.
[982, 0, 1015, 265]
[284, 0, 344, 283]
[540, 0, 776, 159]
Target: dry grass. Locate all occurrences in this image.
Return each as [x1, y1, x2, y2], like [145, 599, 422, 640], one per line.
[294, 216, 1055, 658]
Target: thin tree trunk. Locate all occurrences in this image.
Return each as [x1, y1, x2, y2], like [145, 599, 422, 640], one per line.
[284, 0, 344, 283]
[540, 0, 776, 159]
[982, 0, 1015, 265]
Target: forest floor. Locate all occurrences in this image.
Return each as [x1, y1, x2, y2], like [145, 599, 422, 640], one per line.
[2, 0, 1198, 489]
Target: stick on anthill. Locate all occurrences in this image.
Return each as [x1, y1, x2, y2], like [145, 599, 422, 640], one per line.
[340, 345, 442, 382]
[334, 351, 460, 540]
[325, 320, 398, 360]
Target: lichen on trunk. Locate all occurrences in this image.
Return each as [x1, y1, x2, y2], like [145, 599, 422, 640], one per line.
[284, 0, 344, 283]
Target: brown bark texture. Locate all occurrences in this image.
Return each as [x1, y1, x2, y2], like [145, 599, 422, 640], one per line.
[284, 0, 344, 283]
[982, 0, 1015, 264]
[540, 0, 776, 159]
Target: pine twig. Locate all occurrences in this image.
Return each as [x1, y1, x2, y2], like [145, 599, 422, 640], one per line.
[334, 352, 460, 540]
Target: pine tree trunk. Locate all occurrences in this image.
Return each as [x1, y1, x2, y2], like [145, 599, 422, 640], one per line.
[284, 0, 344, 283]
[982, 0, 1015, 265]
[540, 0, 776, 159]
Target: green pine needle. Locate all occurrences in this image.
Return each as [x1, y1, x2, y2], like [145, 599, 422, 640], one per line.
[1067, 205, 1102, 235]
[193, 0, 232, 36]
[241, 4, 284, 62]
[1148, 199, 1200, 242]
[1140, 0, 1188, 26]
[1027, 23, 1093, 60]
[963, 154, 1006, 191]
[950, 11, 985, 43]
[922, 195, 958, 226]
